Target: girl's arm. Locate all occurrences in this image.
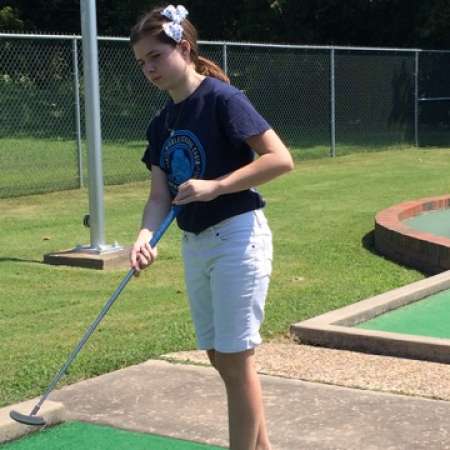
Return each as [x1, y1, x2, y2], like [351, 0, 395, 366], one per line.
[130, 165, 172, 272]
[173, 129, 293, 205]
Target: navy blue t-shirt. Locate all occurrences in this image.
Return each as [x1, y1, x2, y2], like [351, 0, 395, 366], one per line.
[142, 76, 271, 233]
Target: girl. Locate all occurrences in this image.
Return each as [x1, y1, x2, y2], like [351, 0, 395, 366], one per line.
[130, 5, 293, 450]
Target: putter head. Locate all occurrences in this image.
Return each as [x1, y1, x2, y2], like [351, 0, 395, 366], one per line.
[9, 410, 46, 426]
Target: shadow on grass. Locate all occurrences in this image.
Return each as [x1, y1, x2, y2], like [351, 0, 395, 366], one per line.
[361, 230, 376, 255]
[361, 230, 430, 276]
[0, 257, 43, 264]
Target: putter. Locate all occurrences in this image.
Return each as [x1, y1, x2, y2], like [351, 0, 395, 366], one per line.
[10, 205, 181, 426]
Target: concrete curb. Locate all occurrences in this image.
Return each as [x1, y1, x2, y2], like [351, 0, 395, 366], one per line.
[291, 270, 450, 363]
[0, 400, 65, 444]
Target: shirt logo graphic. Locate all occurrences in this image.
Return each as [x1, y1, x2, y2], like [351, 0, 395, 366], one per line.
[160, 130, 206, 196]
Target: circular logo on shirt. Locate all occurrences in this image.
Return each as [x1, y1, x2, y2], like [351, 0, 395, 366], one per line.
[160, 130, 206, 196]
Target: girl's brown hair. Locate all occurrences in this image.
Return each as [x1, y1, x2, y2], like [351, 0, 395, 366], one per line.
[130, 6, 230, 84]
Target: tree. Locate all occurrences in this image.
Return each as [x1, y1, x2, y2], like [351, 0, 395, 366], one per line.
[187, 0, 278, 42]
[1, 0, 450, 50]
[418, 0, 450, 49]
[0, 6, 24, 31]
[3, 0, 81, 34]
[273, 0, 428, 48]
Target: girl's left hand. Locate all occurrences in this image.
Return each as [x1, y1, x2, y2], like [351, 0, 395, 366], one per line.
[173, 179, 222, 205]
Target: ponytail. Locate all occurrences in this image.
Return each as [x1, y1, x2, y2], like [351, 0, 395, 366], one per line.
[195, 56, 230, 84]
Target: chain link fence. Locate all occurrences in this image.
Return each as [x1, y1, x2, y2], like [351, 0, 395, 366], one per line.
[418, 51, 450, 147]
[1, 33, 449, 198]
[334, 49, 416, 151]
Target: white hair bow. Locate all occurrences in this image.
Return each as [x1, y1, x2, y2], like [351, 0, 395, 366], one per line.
[161, 5, 189, 43]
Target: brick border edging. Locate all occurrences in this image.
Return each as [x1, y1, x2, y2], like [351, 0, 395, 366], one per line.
[374, 194, 450, 274]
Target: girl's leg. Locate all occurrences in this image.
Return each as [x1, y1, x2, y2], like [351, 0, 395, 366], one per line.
[203, 211, 273, 448]
[206, 349, 216, 367]
[211, 349, 271, 450]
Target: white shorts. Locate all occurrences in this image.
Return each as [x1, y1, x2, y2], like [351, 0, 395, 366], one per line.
[182, 209, 273, 353]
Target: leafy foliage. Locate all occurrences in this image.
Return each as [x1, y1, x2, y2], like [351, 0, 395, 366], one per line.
[1, 0, 449, 49]
[0, 6, 24, 31]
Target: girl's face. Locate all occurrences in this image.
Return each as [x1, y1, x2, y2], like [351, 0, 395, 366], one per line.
[133, 35, 190, 92]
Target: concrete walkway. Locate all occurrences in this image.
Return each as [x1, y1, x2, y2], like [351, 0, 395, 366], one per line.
[40, 359, 450, 450]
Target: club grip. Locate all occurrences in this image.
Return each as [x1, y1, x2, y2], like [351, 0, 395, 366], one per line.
[148, 205, 182, 248]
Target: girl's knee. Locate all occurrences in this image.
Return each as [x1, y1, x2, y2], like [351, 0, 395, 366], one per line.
[206, 349, 216, 368]
[214, 349, 255, 385]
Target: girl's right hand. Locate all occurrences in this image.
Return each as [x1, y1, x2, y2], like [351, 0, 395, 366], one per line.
[130, 229, 158, 273]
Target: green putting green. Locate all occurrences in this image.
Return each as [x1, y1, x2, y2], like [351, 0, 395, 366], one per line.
[403, 208, 450, 238]
[0, 421, 225, 450]
[356, 288, 450, 338]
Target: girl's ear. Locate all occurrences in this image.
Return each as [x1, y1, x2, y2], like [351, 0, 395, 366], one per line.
[179, 39, 191, 58]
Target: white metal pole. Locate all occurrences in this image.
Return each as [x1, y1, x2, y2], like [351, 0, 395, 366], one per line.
[80, 0, 106, 250]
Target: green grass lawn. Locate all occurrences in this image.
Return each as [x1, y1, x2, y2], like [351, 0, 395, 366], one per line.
[1, 147, 449, 408]
[0, 137, 149, 198]
[0, 134, 423, 198]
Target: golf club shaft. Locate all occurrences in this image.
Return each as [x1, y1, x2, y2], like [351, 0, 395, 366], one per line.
[30, 206, 181, 416]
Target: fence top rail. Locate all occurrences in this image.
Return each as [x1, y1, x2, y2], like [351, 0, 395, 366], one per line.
[202, 41, 426, 53]
[1, 32, 450, 53]
[418, 97, 450, 102]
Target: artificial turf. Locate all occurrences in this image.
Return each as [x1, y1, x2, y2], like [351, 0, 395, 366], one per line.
[356, 288, 450, 339]
[0, 421, 225, 449]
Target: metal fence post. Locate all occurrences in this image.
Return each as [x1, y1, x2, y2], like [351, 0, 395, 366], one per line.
[414, 50, 420, 147]
[223, 43, 228, 76]
[72, 37, 83, 188]
[330, 48, 336, 157]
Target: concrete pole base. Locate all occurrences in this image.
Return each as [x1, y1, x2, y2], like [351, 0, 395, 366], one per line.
[44, 246, 131, 270]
